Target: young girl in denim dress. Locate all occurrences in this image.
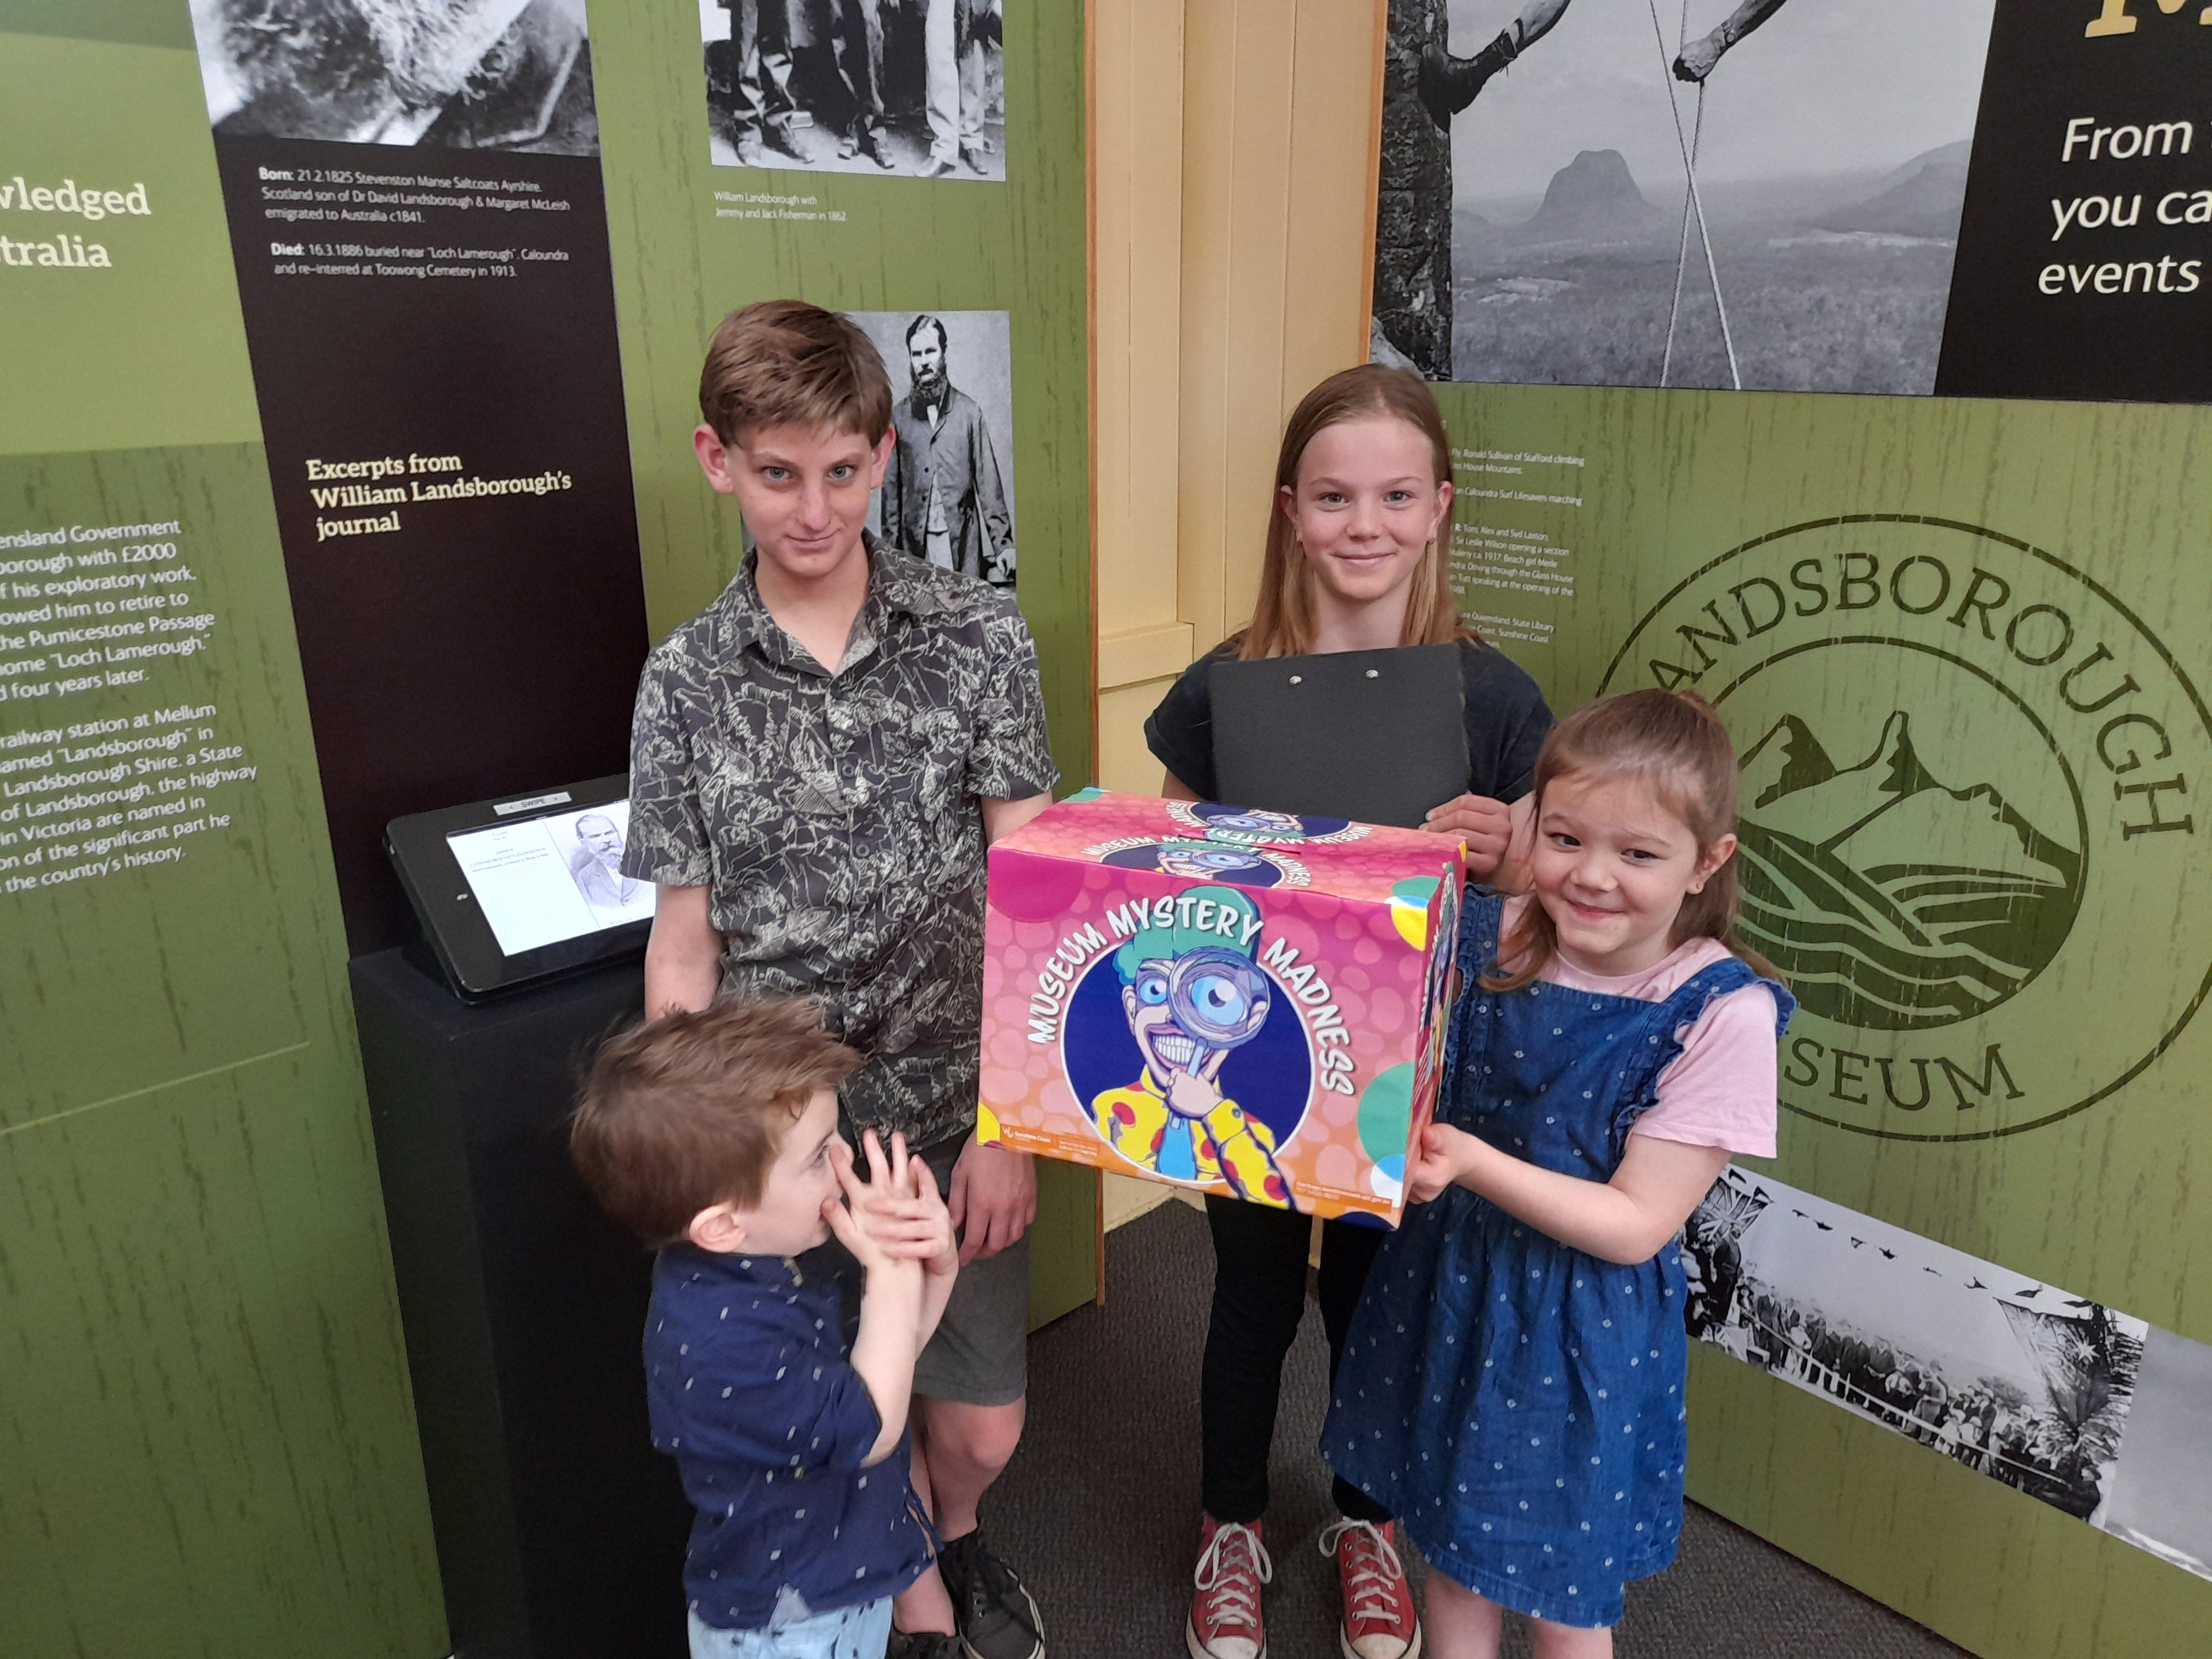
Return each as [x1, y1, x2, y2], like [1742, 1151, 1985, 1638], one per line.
[1324, 690, 1793, 1658]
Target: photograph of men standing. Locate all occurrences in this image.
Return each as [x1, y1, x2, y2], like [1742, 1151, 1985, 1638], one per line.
[880, 312, 1016, 588]
[703, 0, 1009, 180]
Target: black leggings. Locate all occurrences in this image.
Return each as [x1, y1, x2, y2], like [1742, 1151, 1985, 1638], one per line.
[1200, 1194, 1392, 1526]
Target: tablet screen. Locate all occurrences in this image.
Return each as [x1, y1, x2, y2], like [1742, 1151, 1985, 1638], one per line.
[445, 799, 657, 957]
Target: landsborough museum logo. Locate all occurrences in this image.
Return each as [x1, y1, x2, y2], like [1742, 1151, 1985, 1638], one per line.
[1600, 517, 2212, 1141]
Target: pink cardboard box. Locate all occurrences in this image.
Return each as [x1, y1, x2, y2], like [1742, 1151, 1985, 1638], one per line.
[977, 790, 1465, 1222]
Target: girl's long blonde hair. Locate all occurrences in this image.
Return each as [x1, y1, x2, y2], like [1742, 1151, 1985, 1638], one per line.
[1236, 364, 1476, 660]
[1483, 689, 1777, 992]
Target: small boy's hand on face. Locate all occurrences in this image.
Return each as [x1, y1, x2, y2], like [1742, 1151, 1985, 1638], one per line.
[825, 1134, 918, 1283]
[836, 1131, 955, 1275]
[822, 1167, 898, 1277]
[1406, 1120, 1477, 1204]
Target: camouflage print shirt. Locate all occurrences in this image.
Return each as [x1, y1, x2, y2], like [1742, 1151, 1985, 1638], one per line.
[622, 543, 1057, 1146]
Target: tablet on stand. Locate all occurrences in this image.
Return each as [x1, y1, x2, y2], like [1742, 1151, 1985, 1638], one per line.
[385, 773, 657, 1001]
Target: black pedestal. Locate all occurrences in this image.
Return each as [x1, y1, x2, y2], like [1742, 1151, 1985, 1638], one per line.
[351, 948, 690, 1659]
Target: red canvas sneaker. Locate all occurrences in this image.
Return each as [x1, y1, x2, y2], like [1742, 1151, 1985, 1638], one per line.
[1319, 1518, 1422, 1659]
[1189, 1515, 1272, 1659]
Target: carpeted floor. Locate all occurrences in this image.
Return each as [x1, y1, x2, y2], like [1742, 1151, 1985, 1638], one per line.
[974, 1198, 1966, 1658]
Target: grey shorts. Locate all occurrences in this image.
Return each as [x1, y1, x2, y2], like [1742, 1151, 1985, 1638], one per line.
[909, 1130, 1030, 1408]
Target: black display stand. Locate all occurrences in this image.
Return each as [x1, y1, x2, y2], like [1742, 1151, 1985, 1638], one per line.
[351, 948, 690, 1659]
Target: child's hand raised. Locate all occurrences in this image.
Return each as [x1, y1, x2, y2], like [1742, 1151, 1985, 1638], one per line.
[833, 1131, 956, 1278]
[822, 1146, 904, 1278]
[1406, 1120, 1479, 1204]
[909, 1159, 958, 1280]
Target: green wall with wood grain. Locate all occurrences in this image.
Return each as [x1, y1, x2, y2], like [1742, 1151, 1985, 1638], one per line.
[1433, 378, 2212, 1656]
[3, 8, 1095, 1652]
[0, 19, 445, 1658]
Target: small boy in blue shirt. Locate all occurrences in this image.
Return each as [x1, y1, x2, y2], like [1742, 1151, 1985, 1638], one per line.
[573, 997, 959, 1658]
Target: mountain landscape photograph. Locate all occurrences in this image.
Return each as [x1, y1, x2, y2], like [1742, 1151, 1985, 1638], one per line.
[1426, 0, 1995, 393]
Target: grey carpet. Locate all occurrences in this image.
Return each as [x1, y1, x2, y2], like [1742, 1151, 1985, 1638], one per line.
[974, 1198, 1965, 1658]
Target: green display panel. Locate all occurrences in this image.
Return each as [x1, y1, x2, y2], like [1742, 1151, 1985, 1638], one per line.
[586, 2, 1091, 782]
[1430, 379, 2212, 1656]
[0, 22, 442, 1659]
[1370, 0, 2212, 1646]
[586, 2, 1098, 1322]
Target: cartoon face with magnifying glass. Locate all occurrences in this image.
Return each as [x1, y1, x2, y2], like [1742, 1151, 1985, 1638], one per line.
[1178, 801, 1356, 844]
[1099, 841, 1287, 888]
[1087, 885, 1296, 1209]
[1195, 806, 1307, 837]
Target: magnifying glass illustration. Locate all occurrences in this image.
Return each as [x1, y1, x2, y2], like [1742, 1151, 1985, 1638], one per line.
[1162, 947, 1272, 1069]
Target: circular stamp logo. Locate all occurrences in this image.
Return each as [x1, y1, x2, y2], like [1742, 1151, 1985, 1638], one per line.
[1600, 517, 2212, 1141]
[1165, 800, 1372, 848]
[1083, 837, 1312, 889]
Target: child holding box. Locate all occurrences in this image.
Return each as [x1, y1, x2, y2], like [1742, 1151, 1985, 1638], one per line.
[1323, 690, 1792, 1657]
[1144, 365, 1553, 1659]
[571, 997, 958, 1659]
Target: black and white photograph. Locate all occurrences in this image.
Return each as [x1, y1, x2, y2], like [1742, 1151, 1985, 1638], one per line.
[187, 0, 601, 153]
[851, 309, 1018, 589]
[2098, 1325, 2212, 1583]
[1683, 1169, 2148, 1528]
[1373, 0, 1996, 393]
[445, 799, 655, 957]
[561, 808, 651, 922]
[701, 0, 1006, 180]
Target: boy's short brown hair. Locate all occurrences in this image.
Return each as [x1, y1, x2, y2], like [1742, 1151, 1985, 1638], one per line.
[571, 995, 861, 1245]
[697, 300, 893, 447]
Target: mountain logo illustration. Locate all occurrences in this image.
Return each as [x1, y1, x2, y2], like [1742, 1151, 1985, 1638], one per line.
[1736, 710, 2084, 1031]
[1594, 517, 2212, 1142]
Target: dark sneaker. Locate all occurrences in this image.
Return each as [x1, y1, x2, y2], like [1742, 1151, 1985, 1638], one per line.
[889, 1632, 965, 1659]
[1320, 1519, 1421, 1659]
[1190, 1515, 1271, 1659]
[938, 1530, 1045, 1659]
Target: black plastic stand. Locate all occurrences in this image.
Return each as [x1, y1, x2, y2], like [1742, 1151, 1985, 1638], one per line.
[351, 948, 690, 1659]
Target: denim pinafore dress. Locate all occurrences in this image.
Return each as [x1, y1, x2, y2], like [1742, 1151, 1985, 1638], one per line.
[1322, 892, 1792, 1629]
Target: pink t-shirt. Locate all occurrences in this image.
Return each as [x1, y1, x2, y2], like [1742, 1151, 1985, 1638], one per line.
[1500, 894, 1780, 1159]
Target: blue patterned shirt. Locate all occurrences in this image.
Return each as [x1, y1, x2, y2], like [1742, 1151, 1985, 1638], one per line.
[645, 1246, 935, 1631]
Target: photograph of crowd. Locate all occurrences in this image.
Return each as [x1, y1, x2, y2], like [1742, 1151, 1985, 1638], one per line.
[1683, 1169, 2148, 1528]
[702, 0, 1007, 180]
[850, 310, 1018, 589]
[188, 0, 601, 153]
[1373, 0, 1994, 393]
